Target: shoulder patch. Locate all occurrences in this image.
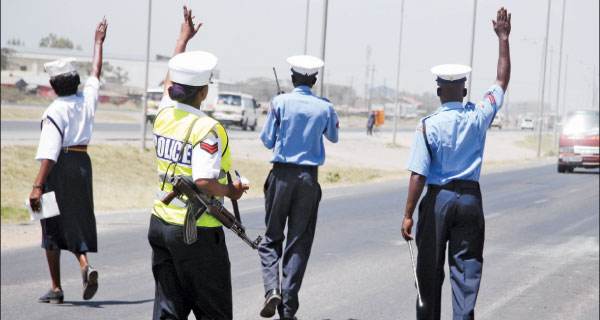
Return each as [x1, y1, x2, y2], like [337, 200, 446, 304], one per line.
[484, 93, 496, 104]
[200, 142, 218, 154]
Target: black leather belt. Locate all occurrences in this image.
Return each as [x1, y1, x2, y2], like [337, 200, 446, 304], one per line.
[273, 162, 317, 169]
[428, 180, 479, 190]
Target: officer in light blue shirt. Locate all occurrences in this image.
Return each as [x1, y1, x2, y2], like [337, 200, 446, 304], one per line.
[258, 55, 338, 320]
[401, 7, 512, 320]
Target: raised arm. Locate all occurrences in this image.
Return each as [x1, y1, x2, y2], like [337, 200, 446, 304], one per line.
[91, 17, 107, 79]
[493, 7, 511, 92]
[162, 5, 203, 96]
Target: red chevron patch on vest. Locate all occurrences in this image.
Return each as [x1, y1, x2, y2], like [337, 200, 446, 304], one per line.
[485, 93, 496, 104]
[200, 142, 218, 154]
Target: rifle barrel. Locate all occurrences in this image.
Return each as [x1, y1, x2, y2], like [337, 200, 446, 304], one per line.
[273, 67, 281, 92]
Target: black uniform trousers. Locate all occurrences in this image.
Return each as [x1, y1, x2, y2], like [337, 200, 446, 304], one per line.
[415, 180, 485, 320]
[148, 215, 232, 320]
[259, 163, 322, 318]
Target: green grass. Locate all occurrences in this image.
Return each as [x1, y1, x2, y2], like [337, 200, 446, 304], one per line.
[513, 133, 555, 157]
[1, 144, 393, 224]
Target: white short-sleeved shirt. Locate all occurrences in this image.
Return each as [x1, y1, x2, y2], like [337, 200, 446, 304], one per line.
[158, 96, 223, 181]
[35, 77, 100, 162]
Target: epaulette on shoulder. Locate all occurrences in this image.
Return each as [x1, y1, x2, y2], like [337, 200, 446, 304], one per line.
[318, 96, 332, 103]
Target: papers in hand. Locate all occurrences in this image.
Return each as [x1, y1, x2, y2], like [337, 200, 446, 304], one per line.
[26, 191, 60, 221]
[239, 175, 249, 186]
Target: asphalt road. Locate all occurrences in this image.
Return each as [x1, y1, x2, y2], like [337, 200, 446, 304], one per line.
[1, 164, 598, 320]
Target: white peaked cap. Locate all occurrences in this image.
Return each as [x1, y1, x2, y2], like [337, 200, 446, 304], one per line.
[287, 55, 324, 76]
[169, 51, 218, 86]
[44, 57, 78, 78]
[431, 64, 472, 82]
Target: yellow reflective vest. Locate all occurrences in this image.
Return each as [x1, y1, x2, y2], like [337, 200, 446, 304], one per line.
[152, 105, 231, 227]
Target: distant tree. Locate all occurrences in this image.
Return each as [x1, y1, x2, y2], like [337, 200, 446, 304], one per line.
[236, 77, 291, 102]
[76, 45, 82, 51]
[7, 38, 24, 46]
[39, 33, 76, 49]
[1, 48, 16, 70]
[77, 61, 129, 85]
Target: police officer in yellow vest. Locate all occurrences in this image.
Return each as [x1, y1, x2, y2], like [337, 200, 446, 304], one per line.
[147, 6, 248, 320]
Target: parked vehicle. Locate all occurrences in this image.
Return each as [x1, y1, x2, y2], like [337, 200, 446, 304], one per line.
[557, 110, 599, 173]
[521, 117, 534, 130]
[211, 92, 259, 131]
[201, 80, 238, 116]
[491, 115, 503, 129]
[145, 88, 164, 123]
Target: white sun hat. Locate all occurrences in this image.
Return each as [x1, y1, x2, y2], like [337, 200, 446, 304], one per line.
[431, 64, 472, 83]
[169, 51, 218, 86]
[287, 55, 324, 76]
[44, 57, 78, 78]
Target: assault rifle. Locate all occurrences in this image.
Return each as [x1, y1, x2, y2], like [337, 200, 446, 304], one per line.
[161, 175, 262, 249]
[273, 67, 282, 95]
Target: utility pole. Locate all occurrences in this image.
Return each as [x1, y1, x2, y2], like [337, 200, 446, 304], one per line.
[592, 64, 597, 109]
[562, 54, 569, 118]
[317, 0, 329, 97]
[364, 46, 371, 111]
[547, 47, 553, 109]
[537, 0, 552, 158]
[304, 0, 310, 54]
[368, 65, 376, 112]
[466, 0, 478, 102]
[392, 0, 405, 145]
[140, 0, 152, 149]
[553, 0, 567, 151]
[345, 77, 354, 115]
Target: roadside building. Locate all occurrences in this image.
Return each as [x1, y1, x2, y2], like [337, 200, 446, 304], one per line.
[0, 72, 26, 90]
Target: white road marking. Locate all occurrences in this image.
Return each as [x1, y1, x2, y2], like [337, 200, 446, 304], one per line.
[534, 198, 549, 204]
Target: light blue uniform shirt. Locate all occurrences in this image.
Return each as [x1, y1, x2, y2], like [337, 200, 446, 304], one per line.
[260, 86, 339, 166]
[406, 84, 504, 185]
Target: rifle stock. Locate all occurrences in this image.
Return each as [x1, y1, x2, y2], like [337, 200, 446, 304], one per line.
[162, 175, 262, 249]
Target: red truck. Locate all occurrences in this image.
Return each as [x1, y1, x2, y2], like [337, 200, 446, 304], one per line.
[557, 110, 599, 173]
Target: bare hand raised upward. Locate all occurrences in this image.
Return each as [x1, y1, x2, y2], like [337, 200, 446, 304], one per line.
[95, 17, 108, 44]
[492, 7, 511, 40]
[179, 5, 203, 42]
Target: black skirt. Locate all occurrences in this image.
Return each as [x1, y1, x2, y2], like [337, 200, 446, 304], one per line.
[41, 150, 97, 253]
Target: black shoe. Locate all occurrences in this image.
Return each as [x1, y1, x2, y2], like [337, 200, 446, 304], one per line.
[260, 288, 282, 318]
[38, 289, 64, 304]
[82, 265, 99, 300]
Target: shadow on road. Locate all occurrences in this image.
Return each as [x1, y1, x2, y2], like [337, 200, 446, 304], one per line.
[566, 169, 600, 175]
[57, 298, 153, 308]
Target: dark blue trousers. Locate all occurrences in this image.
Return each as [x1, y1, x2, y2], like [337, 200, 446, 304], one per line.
[148, 215, 232, 320]
[259, 163, 321, 318]
[415, 180, 485, 320]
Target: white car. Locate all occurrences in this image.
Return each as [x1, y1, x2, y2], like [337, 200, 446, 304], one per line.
[491, 115, 503, 129]
[211, 92, 259, 131]
[145, 88, 164, 123]
[521, 118, 534, 130]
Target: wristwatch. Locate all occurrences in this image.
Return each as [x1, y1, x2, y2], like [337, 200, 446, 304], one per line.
[33, 184, 44, 190]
